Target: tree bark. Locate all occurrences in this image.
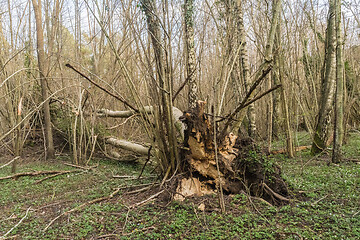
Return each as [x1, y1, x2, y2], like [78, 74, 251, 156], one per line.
[312, 0, 337, 154]
[184, 0, 198, 108]
[332, 0, 344, 163]
[274, 9, 294, 158]
[141, 0, 179, 175]
[32, 0, 55, 159]
[105, 137, 151, 156]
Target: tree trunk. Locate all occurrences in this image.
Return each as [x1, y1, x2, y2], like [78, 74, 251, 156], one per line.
[231, 0, 281, 137]
[332, 0, 343, 163]
[141, 0, 179, 176]
[184, 0, 198, 108]
[274, 11, 294, 158]
[312, 0, 337, 154]
[32, 0, 55, 159]
[234, 0, 256, 138]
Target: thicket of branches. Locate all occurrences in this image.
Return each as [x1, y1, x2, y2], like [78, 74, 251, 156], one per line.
[0, 0, 359, 169]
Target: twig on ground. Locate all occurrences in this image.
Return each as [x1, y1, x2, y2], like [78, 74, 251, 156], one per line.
[311, 195, 328, 207]
[125, 185, 153, 195]
[122, 207, 131, 233]
[43, 188, 120, 232]
[0, 170, 77, 181]
[122, 226, 156, 236]
[118, 181, 162, 190]
[113, 175, 156, 181]
[0, 207, 31, 239]
[250, 196, 273, 207]
[344, 158, 360, 163]
[138, 146, 152, 179]
[34, 201, 71, 211]
[0, 157, 20, 170]
[0, 213, 17, 224]
[130, 190, 164, 208]
[353, 211, 359, 217]
[35, 171, 79, 184]
[63, 162, 97, 170]
[96, 234, 120, 239]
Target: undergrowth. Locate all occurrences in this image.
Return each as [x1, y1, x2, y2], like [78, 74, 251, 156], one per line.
[0, 132, 359, 239]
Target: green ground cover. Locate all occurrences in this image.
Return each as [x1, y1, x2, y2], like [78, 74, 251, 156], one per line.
[0, 132, 359, 239]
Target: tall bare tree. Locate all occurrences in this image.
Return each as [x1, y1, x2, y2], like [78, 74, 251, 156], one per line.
[312, 0, 337, 154]
[236, 0, 256, 138]
[332, 0, 344, 163]
[141, 0, 179, 177]
[31, 0, 55, 159]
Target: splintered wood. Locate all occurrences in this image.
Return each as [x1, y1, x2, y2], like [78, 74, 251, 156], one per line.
[176, 101, 290, 205]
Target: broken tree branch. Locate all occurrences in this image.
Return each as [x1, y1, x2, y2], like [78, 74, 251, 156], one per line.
[43, 188, 120, 232]
[220, 66, 272, 136]
[65, 63, 138, 112]
[63, 162, 95, 170]
[130, 190, 164, 208]
[0, 156, 20, 169]
[0, 170, 76, 181]
[241, 84, 282, 110]
[0, 207, 31, 239]
[35, 170, 79, 184]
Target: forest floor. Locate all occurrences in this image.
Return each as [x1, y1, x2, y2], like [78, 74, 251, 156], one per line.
[0, 132, 359, 239]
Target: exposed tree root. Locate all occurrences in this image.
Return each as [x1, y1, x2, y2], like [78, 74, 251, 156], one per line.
[177, 101, 291, 205]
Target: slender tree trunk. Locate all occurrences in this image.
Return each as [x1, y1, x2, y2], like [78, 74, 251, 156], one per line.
[275, 10, 294, 158]
[231, 0, 281, 137]
[7, 0, 13, 48]
[235, 0, 256, 138]
[312, 0, 337, 154]
[332, 0, 343, 163]
[184, 0, 198, 108]
[32, 0, 55, 159]
[141, 0, 179, 176]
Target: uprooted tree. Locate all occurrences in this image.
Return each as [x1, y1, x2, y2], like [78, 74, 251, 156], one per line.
[62, 0, 291, 206]
[177, 101, 290, 205]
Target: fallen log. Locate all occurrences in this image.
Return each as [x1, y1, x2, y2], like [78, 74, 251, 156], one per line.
[105, 137, 151, 156]
[271, 145, 311, 155]
[97, 106, 185, 139]
[97, 106, 154, 118]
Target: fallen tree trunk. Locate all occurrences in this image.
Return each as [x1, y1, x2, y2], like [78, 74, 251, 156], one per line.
[105, 137, 151, 156]
[271, 145, 311, 155]
[97, 106, 154, 118]
[97, 106, 185, 139]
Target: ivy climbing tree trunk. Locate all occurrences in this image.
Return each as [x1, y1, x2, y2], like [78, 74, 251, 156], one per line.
[312, 0, 337, 154]
[184, 0, 198, 108]
[32, 0, 55, 159]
